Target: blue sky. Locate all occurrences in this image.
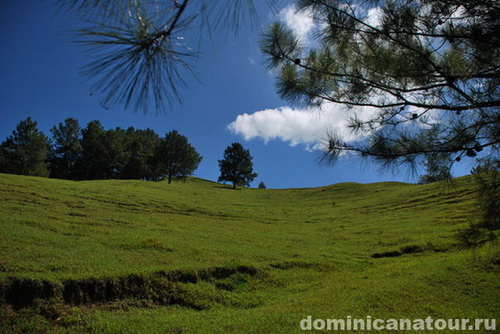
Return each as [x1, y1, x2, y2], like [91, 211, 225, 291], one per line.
[0, 1, 473, 188]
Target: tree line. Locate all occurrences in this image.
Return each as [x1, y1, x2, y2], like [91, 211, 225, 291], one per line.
[0, 117, 201, 182]
[0, 117, 257, 188]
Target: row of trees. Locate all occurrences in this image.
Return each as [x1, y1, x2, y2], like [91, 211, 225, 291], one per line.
[0, 117, 203, 182]
[0, 117, 258, 188]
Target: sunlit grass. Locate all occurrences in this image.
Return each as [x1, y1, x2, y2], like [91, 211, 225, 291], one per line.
[0, 173, 498, 333]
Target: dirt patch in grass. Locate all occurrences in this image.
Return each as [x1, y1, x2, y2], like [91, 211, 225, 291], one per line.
[0, 265, 261, 311]
[372, 243, 449, 259]
[269, 261, 332, 271]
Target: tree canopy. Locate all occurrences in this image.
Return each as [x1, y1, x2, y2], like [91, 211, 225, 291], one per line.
[152, 130, 203, 183]
[0, 117, 202, 183]
[49, 118, 83, 179]
[218, 142, 257, 189]
[0, 117, 50, 177]
[122, 128, 162, 180]
[418, 153, 453, 184]
[261, 0, 500, 172]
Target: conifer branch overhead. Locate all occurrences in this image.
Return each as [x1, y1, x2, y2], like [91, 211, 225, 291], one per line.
[262, 0, 500, 170]
[58, 0, 279, 113]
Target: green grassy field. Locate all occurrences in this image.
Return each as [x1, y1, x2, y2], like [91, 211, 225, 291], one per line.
[0, 173, 498, 333]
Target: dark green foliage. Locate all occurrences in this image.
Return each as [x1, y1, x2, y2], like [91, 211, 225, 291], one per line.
[121, 127, 162, 180]
[49, 118, 82, 179]
[218, 142, 257, 189]
[475, 172, 500, 233]
[258, 181, 266, 189]
[0, 117, 49, 177]
[75, 120, 110, 179]
[458, 170, 500, 247]
[152, 130, 203, 183]
[418, 153, 452, 184]
[2, 278, 59, 310]
[1, 117, 202, 182]
[471, 158, 500, 175]
[75, 122, 158, 180]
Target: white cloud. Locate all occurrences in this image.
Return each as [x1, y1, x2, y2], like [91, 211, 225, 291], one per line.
[227, 103, 378, 151]
[365, 6, 384, 28]
[279, 5, 315, 44]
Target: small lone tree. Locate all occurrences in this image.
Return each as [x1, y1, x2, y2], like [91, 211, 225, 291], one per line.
[218, 143, 257, 189]
[153, 130, 202, 183]
[0, 117, 50, 177]
[258, 181, 267, 189]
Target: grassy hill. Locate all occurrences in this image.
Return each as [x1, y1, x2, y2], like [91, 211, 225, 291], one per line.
[0, 173, 498, 333]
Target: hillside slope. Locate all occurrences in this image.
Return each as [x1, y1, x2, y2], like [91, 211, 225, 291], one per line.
[0, 173, 498, 333]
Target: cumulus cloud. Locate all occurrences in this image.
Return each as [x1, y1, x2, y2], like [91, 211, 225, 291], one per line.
[228, 103, 378, 151]
[279, 5, 315, 44]
[365, 6, 384, 28]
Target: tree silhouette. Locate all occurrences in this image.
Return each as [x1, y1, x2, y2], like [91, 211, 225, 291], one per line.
[152, 130, 202, 183]
[418, 153, 452, 184]
[218, 142, 257, 189]
[49, 118, 82, 179]
[0, 117, 50, 177]
[122, 127, 162, 180]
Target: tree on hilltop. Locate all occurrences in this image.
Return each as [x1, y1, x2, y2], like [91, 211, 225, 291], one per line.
[152, 130, 202, 183]
[122, 127, 162, 180]
[0, 117, 50, 177]
[218, 142, 257, 189]
[49, 118, 82, 179]
[76, 121, 129, 179]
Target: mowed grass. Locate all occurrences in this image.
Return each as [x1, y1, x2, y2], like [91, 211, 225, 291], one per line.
[0, 173, 498, 333]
